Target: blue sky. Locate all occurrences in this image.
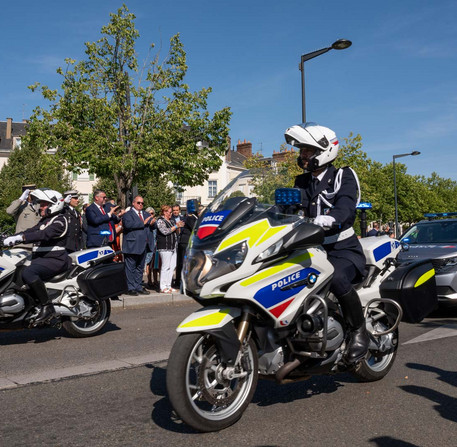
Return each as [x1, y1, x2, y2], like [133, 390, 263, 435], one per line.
[2, 0, 457, 181]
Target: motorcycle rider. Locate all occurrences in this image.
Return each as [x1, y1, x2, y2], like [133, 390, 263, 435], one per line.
[4, 189, 71, 324]
[285, 122, 370, 364]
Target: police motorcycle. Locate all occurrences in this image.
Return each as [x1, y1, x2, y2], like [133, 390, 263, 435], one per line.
[166, 170, 438, 432]
[0, 240, 128, 337]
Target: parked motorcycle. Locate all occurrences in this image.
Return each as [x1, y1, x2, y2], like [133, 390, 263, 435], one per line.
[166, 170, 437, 432]
[0, 243, 128, 337]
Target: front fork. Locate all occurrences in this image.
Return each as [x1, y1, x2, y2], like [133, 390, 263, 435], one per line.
[224, 310, 252, 380]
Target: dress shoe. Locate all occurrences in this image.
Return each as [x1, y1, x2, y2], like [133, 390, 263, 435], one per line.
[127, 290, 139, 296]
[139, 287, 151, 295]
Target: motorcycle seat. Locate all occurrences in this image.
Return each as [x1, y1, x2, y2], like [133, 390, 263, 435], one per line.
[354, 264, 379, 290]
[47, 268, 73, 283]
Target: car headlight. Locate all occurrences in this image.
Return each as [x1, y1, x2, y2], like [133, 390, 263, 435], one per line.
[443, 257, 457, 266]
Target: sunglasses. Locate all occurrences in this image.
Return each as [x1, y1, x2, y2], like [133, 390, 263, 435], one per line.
[136, 201, 144, 205]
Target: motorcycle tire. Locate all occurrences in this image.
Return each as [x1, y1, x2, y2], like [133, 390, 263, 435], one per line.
[166, 332, 258, 432]
[62, 299, 111, 338]
[351, 328, 398, 382]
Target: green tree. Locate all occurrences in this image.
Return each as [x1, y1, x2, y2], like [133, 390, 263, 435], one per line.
[0, 122, 71, 232]
[29, 4, 231, 208]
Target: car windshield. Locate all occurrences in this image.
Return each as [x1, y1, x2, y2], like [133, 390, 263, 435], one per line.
[401, 220, 457, 244]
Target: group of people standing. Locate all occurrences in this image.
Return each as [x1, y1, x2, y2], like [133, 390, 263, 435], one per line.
[79, 191, 199, 296]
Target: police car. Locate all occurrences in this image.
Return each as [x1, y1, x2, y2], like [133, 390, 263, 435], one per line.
[398, 212, 457, 304]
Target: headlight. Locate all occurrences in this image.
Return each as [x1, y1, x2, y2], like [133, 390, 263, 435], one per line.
[254, 239, 284, 263]
[202, 242, 248, 282]
[183, 242, 248, 294]
[443, 257, 457, 266]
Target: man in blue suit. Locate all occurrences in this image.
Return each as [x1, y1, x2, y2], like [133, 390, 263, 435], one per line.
[86, 190, 121, 248]
[122, 196, 155, 295]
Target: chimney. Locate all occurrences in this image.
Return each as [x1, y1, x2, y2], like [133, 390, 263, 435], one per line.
[6, 118, 12, 139]
[236, 139, 252, 158]
[272, 147, 297, 163]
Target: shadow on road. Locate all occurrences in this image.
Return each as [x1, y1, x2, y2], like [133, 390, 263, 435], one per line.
[400, 362, 457, 423]
[148, 365, 199, 434]
[369, 436, 420, 446]
[252, 374, 344, 406]
[0, 320, 121, 345]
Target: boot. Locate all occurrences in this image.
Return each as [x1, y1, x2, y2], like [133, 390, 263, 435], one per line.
[338, 288, 370, 364]
[29, 279, 55, 324]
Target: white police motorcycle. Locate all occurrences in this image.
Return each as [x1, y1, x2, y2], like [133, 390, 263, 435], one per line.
[0, 242, 128, 337]
[166, 170, 437, 432]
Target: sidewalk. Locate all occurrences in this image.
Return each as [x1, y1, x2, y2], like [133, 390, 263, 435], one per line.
[112, 289, 194, 309]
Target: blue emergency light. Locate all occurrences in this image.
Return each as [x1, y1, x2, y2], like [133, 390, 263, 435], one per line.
[357, 202, 372, 209]
[275, 188, 304, 206]
[424, 212, 457, 219]
[186, 199, 199, 214]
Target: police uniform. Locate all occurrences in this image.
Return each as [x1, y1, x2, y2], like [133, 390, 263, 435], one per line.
[294, 164, 366, 296]
[63, 191, 83, 253]
[21, 213, 72, 286]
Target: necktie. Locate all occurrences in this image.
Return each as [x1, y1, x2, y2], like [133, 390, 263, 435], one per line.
[311, 178, 319, 195]
[139, 212, 144, 221]
[100, 206, 113, 242]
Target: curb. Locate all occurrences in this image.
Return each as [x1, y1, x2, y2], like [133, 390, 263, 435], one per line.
[111, 291, 194, 309]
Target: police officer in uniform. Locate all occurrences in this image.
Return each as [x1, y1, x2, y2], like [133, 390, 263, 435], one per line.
[4, 189, 71, 324]
[285, 122, 369, 364]
[6, 184, 41, 249]
[63, 190, 83, 253]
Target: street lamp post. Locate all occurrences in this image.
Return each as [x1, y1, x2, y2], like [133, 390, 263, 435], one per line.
[393, 151, 421, 238]
[299, 39, 352, 123]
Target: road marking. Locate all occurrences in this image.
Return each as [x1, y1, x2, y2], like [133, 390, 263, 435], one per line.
[0, 351, 170, 391]
[403, 323, 457, 345]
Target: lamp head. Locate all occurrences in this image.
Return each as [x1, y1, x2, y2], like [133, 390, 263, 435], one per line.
[331, 39, 352, 50]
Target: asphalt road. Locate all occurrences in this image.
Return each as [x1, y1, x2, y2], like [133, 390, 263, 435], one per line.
[1, 303, 457, 446]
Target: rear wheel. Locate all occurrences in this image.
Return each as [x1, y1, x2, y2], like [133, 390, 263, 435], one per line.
[351, 327, 398, 382]
[62, 299, 111, 338]
[166, 332, 258, 432]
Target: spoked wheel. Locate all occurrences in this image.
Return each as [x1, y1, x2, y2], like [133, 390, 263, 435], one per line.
[352, 327, 398, 382]
[62, 299, 111, 338]
[166, 332, 258, 432]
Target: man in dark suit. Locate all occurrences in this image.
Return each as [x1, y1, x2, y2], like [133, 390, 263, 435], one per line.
[85, 189, 121, 248]
[286, 122, 369, 364]
[122, 196, 155, 295]
[367, 222, 380, 237]
[63, 190, 83, 253]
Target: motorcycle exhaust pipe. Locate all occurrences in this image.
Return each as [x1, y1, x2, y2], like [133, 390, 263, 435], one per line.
[54, 305, 79, 317]
[275, 358, 311, 384]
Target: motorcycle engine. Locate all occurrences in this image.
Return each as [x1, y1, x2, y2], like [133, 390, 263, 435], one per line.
[0, 293, 25, 315]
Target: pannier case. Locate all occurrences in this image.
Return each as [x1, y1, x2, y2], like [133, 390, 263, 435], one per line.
[379, 259, 437, 323]
[77, 262, 128, 300]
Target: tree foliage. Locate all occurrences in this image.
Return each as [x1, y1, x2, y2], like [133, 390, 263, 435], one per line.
[28, 4, 231, 207]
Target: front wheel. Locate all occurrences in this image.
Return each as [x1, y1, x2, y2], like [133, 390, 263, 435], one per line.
[62, 299, 111, 338]
[166, 332, 258, 432]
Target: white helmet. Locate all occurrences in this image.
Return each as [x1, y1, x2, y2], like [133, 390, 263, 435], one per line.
[31, 188, 64, 216]
[285, 122, 339, 172]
